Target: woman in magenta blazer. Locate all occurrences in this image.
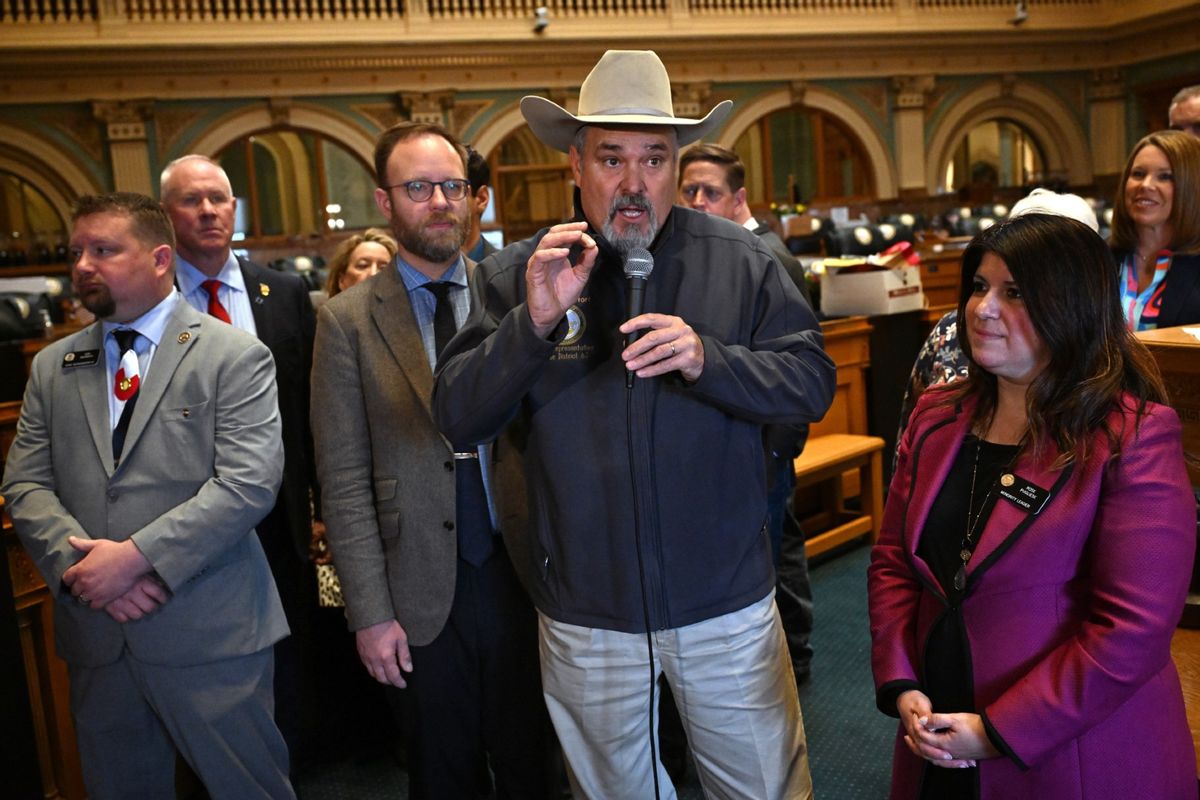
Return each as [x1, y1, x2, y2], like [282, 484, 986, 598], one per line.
[868, 212, 1196, 800]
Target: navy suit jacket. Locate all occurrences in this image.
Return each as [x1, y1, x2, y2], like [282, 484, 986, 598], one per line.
[238, 256, 318, 562]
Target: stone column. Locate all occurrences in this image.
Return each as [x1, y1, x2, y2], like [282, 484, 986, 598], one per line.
[892, 75, 935, 198]
[93, 100, 154, 195]
[1088, 68, 1127, 180]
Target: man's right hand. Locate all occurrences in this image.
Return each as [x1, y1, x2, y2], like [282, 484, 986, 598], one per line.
[526, 221, 598, 337]
[356, 619, 413, 688]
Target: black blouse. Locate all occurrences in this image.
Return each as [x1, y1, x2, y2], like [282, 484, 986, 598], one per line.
[914, 435, 1019, 799]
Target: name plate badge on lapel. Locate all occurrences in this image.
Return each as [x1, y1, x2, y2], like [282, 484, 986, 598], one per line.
[62, 350, 100, 368]
[998, 473, 1051, 514]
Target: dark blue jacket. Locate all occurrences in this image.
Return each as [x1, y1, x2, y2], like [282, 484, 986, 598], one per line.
[433, 206, 836, 633]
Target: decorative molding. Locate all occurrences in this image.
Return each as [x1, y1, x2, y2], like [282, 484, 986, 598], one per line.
[892, 75, 935, 110]
[789, 80, 808, 107]
[268, 97, 293, 127]
[1088, 67, 1125, 101]
[350, 102, 405, 132]
[154, 107, 207, 160]
[92, 99, 153, 142]
[672, 82, 712, 119]
[449, 98, 493, 139]
[44, 109, 107, 166]
[999, 73, 1018, 99]
[398, 90, 455, 125]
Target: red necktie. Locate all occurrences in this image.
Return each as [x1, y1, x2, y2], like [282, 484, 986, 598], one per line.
[201, 279, 232, 324]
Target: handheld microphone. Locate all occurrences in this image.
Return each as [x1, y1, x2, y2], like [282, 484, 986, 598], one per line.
[623, 247, 654, 388]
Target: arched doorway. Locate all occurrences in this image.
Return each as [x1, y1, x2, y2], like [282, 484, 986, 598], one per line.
[731, 105, 875, 211]
[492, 126, 571, 245]
[215, 128, 379, 245]
[943, 119, 1045, 202]
[0, 170, 68, 266]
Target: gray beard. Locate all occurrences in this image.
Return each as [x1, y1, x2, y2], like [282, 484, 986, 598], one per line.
[603, 194, 658, 257]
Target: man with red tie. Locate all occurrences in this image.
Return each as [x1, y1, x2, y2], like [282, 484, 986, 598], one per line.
[160, 155, 320, 768]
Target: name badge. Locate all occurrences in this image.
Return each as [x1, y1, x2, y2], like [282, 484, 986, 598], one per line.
[998, 473, 1051, 514]
[62, 350, 99, 368]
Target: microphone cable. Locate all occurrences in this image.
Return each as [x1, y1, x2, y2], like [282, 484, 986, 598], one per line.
[626, 370, 662, 800]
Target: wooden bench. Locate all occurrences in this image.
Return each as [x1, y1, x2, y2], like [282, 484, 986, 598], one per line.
[793, 433, 885, 558]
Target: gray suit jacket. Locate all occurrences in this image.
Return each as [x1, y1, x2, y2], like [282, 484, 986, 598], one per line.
[311, 265, 530, 647]
[2, 298, 289, 667]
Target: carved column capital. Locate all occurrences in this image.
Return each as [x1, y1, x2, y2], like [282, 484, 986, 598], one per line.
[672, 82, 712, 118]
[892, 75, 935, 110]
[92, 100, 153, 141]
[398, 91, 456, 126]
[1089, 67, 1125, 101]
[789, 80, 808, 108]
[268, 97, 293, 127]
[999, 73, 1019, 99]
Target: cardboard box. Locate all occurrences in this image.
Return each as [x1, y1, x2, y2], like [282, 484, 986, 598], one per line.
[820, 265, 924, 317]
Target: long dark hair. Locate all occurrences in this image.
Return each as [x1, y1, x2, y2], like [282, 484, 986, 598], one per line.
[943, 213, 1167, 467]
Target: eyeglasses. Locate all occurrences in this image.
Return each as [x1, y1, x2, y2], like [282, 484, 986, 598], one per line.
[385, 179, 470, 202]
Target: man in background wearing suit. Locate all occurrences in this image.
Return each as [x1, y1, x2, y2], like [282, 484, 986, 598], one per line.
[310, 121, 551, 799]
[2, 192, 293, 799]
[678, 142, 816, 686]
[160, 155, 320, 765]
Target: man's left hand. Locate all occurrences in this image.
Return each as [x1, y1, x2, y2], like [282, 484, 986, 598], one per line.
[62, 537, 152, 608]
[620, 313, 704, 382]
[103, 576, 171, 623]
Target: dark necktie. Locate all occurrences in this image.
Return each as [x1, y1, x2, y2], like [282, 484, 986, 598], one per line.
[201, 279, 232, 324]
[426, 282, 494, 567]
[111, 328, 140, 465]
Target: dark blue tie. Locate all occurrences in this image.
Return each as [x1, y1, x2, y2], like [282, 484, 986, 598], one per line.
[427, 282, 495, 567]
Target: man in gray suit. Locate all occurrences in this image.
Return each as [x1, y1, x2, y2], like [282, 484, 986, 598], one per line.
[2, 192, 293, 799]
[310, 121, 551, 799]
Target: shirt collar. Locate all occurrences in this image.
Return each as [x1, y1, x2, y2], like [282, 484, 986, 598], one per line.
[175, 252, 246, 296]
[101, 289, 181, 348]
[396, 254, 466, 293]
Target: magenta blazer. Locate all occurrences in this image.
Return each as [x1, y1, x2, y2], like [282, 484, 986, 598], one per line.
[869, 390, 1196, 800]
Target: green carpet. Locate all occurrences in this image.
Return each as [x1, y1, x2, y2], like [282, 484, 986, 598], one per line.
[296, 542, 895, 798]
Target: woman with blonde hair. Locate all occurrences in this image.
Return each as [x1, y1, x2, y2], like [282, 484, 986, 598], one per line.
[323, 228, 397, 298]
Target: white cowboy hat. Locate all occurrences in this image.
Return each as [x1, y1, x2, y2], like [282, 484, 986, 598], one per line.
[520, 50, 733, 153]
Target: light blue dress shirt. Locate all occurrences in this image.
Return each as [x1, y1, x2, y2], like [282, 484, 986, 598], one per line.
[103, 290, 181, 430]
[175, 253, 259, 336]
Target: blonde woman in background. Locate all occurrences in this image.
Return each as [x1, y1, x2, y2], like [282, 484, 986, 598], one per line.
[324, 228, 397, 298]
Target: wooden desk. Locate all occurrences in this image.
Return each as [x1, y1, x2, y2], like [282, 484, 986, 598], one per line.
[1136, 326, 1200, 485]
[812, 316, 872, 438]
[794, 434, 884, 558]
[917, 249, 963, 308]
[21, 322, 86, 377]
[1, 401, 86, 800]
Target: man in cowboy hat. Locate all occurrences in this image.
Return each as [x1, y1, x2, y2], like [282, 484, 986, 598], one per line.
[433, 50, 834, 799]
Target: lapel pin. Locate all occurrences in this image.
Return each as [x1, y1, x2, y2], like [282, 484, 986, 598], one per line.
[260, 283, 270, 297]
[1000, 473, 1015, 487]
[178, 331, 191, 343]
[64, 352, 75, 362]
